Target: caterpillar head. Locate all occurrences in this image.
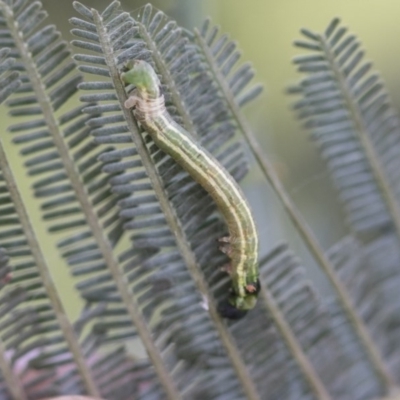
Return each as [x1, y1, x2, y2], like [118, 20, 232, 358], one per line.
[121, 60, 161, 99]
[218, 280, 260, 319]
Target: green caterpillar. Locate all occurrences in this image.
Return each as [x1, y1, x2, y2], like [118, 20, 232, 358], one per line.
[121, 60, 259, 319]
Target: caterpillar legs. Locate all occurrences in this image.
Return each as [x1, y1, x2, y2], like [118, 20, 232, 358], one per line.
[220, 263, 232, 274]
[218, 235, 233, 257]
[218, 236, 231, 243]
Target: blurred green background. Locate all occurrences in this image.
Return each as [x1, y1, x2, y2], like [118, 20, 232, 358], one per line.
[4, 0, 400, 317]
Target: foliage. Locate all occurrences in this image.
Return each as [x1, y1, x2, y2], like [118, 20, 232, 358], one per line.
[0, 1, 398, 399]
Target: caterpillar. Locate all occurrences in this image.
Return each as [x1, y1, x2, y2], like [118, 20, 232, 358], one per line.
[121, 60, 259, 319]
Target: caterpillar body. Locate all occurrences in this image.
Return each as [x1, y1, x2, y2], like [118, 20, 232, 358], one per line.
[121, 60, 259, 319]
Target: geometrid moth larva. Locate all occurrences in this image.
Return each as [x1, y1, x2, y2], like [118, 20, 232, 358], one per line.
[121, 60, 259, 319]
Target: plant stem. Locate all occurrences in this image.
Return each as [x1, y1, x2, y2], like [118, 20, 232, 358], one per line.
[319, 35, 400, 241]
[0, 2, 103, 397]
[195, 28, 397, 393]
[0, 140, 100, 398]
[260, 285, 332, 400]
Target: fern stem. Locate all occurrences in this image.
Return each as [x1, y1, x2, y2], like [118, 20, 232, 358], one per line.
[0, 2, 104, 397]
[87, 11, 184, 400]
[0, 136, 99, 398]
[84, 9, 182, 400]
[137, 22, 198, 136]
[259, 285, 332, 399]
[195, 29, 397, 393]
[318, 34, 400, 243]
[317, 33, 400, 389]
[91, 8, 261, 400]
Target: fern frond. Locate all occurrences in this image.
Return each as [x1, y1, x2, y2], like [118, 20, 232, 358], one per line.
[0, 0, 143, 397]
[198, 17, 398, 395]
[0, 0, 124, 255]
[0, 39, 103, 398]
[71, 2, 260, 398]
[287, 18, 400, 394]
[247, 243, 383, 400]
[0, 39, 102, 399]
[291, 18, 400, 239]
[0, 156, 105, 396]
[3, 2, 392, 399]
[228, 244, 328, 400]
[196, 19, 262, 109]
[327, 233, 400, 384]
[0, 47, 20, 102]
[74, 5, 394, 397]
[194, 20, 266, 183]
